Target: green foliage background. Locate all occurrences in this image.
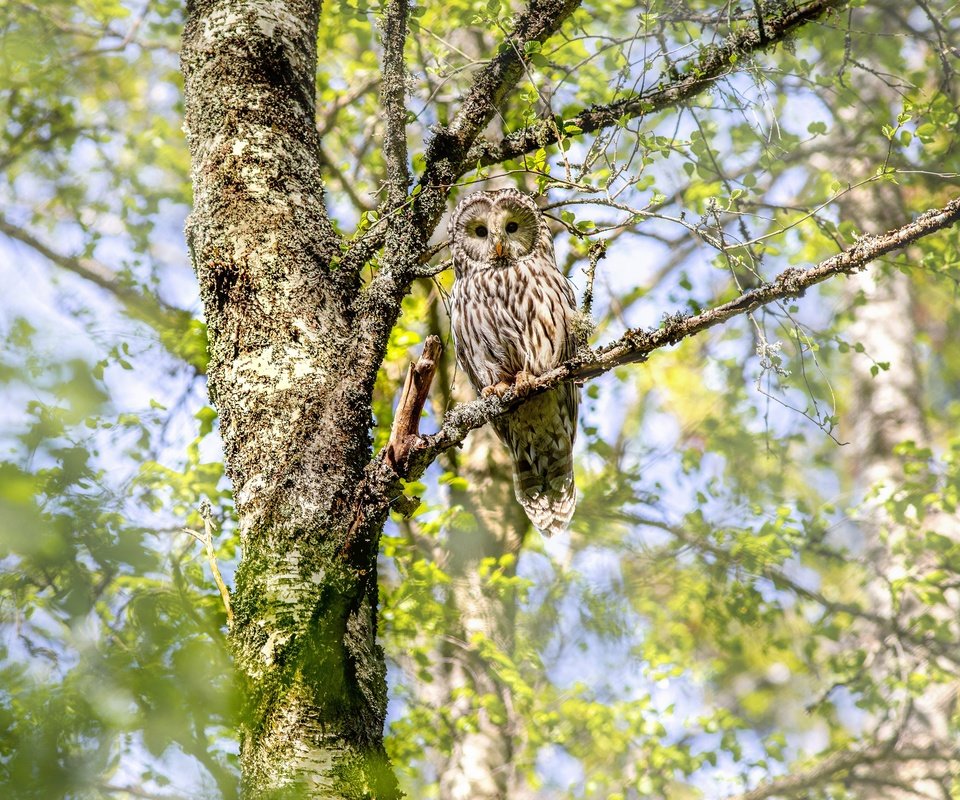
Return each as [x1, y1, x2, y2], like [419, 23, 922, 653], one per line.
[1, 1, 959, 798]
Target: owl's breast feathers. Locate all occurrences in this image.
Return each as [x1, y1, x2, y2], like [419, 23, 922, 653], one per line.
[451, 258, 577, 389]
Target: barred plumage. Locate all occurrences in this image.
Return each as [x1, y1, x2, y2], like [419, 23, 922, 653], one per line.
[449, 188, 579, 537]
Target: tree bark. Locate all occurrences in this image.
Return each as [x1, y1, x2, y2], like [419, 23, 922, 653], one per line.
[845, 227, 960, 798]
[181, 1, 398, 797]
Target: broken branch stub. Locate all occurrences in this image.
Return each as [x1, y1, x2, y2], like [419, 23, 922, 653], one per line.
[385, 335, 443, 476]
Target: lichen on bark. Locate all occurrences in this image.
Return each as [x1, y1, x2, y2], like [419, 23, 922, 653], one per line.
[182, 1, 399, 796]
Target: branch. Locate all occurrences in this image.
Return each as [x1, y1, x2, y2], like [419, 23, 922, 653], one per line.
[317, 143, 376, 212]
[378, 0, 411, 215]
[468, 0, 849, 168]
[724, 744, 960, 800]
[385, 335, 442, 475]
[394, 194, 960, 481]
[0, 214, 202, 370]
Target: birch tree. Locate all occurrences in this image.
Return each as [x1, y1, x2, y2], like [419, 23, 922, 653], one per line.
[3, 1, 960, 798]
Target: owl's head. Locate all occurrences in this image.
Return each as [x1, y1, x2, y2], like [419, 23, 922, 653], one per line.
[449, 188, 545, 275]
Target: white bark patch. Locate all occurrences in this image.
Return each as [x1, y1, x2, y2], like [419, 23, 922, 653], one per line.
[296, 744, 336, 790]
[266, 547, 306, 604]
[235, 474, 268, 513]
[262, 691, 338, 791]
[225, 344, 324, 388]
[200, 8, 243, 44]
[254, 5, 301, 62]
[259, 629, 292, 666]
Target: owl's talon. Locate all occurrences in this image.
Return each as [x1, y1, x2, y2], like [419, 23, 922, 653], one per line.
[513, 370, 536, 398]
[482, 381, 512, 399]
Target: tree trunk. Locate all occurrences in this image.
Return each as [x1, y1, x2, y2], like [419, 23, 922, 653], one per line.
[842, 185, 960, 796]
[436, 425, 527, 800]
[181, 1, 398, 797]
[409, 313, 529, 799]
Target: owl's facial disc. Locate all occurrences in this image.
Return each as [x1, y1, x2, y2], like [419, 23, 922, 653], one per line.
[453, 194, 541, 267]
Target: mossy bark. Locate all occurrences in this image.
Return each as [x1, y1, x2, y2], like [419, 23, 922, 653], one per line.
[181, 1, 399, 797]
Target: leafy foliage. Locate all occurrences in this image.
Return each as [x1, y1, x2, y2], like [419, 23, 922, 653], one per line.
[2, 0, 960, 798]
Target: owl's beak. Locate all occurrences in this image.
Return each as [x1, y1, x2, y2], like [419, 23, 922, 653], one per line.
[494, 240, 505, 257]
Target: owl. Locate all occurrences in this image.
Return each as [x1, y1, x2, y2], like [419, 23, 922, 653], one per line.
[449, 188, 579, 537]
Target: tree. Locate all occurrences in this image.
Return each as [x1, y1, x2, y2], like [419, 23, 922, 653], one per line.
[3, 0, 960, 798]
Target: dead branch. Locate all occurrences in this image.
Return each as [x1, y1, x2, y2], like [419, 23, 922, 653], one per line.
[385, 335, 443, 476]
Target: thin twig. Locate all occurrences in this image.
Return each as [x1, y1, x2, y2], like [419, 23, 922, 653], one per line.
[580, 239, 606, 318]
[198, 499, 233, 626]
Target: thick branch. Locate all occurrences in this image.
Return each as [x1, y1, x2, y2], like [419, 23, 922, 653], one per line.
[468, 0, 849, 167]
[393, 194, 960, 482]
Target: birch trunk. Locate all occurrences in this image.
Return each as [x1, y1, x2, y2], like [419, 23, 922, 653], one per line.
[417, 326, 529, 800]
[437, 425, 527, 800]
[846, 266, 960, 797]
[181, 2, 398, 797]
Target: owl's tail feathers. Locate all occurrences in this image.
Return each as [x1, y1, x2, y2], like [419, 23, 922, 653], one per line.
[512, 453, 576, 538]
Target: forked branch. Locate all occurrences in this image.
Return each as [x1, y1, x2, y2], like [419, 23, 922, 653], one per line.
[345, 0, 584, 275]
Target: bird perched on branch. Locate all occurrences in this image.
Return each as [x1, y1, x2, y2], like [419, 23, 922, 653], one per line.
[449, 188, 579, 536]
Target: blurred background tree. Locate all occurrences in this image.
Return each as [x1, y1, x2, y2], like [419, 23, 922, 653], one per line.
[1, 0, 959, 798]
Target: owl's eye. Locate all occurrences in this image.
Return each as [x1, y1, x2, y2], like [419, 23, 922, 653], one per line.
[475, 225, 488, 237]
[505, 221, 519, 233]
